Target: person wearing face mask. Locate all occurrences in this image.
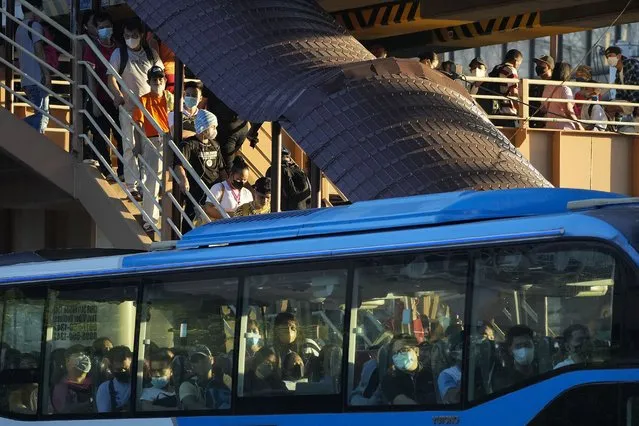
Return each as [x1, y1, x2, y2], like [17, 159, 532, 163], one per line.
[132, 65, 174, 232]
[554, 324, 592, 369]
[180, 345, 231, 410]
[491, 49, 523, 127]
[468, 57, 487, 96]
[175, 109, 226, 230]
[580, 81, 607, 131]
[139, 349, 177, 411]
[82, 11, 121, 179]
[382, 334, 435, 405]
[96, 346, 133, 413]
[605, 46, 639, 109]
[493, 325, 537, 392]
[529, 55, 555, 128]
[51, 346, 94, 414]
[245, 347, 287, 394]
[108, 18, 163, 201]
[235, 177, 272, 217]
[437, 331, 464, 404]
[204, 156, 253, 220]
[169, 81, 202, 140]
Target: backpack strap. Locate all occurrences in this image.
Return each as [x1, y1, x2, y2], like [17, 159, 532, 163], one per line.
[109, 379, 117, 412]
[118, 45, 128, 76]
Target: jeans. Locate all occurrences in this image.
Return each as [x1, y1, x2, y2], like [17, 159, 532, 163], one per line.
[23, 85, 49, 134]
[141, 136, 163, 225]
[86, 100, 122, 176]
[119, 107, 140, 191]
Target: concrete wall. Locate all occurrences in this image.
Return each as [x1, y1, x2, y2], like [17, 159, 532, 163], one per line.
[0, 204, 99, 254]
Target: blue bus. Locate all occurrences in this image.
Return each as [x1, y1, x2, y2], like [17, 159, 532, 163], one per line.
[1, 188, 639, 425]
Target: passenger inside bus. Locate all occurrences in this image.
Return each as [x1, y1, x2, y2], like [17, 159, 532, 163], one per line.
[282, 352, 305, 388]
[6, 353, 39, 414]
[382, 334, 435, 405]
[555, 324, 592, 369]
[245, 347, 287, 394]
[90, 337, 113, 387]
[178, 345, 230, 410]
[139, 348, 177, 411]
[492, 325, 537, 392]
[95, 346, 132, 413]
[51, 345, 94, 413]
[437, 331, 463, 404]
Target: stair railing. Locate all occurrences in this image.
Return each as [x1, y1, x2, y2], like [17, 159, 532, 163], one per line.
[1, 0, 228, 241]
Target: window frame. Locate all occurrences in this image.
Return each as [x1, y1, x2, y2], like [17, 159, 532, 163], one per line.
[462, 238, 637, 409]
[233, 259, 351, 415]
[0, 236, 636, 420]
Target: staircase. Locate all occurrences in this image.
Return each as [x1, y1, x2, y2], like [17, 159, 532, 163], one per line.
[0, 1, 345, 251]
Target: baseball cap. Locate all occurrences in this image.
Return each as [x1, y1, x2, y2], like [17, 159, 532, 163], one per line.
[254, 177, 272, 195]
[194, 110, 218, 135]
[469, 57, 486, 68]
[147, 65, 165, 80]
[534, 55, 555, 70]
[190, 344, 212, 359]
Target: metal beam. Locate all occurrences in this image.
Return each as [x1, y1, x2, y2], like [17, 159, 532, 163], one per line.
[310, 161, 321, 209]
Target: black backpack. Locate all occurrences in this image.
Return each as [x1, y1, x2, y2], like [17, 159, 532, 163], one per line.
[118, 42, 156, 75]
[476, 65, 505, 115]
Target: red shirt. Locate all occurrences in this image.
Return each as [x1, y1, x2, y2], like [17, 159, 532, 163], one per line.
[82, 41, 117, 104]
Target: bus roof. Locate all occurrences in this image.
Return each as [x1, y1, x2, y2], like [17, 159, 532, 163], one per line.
[178, 188, 624, 249]
[0, 188, 635, 284]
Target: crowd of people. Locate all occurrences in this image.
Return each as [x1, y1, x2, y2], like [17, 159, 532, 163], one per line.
[350, 319, 604, 406]
[13, 1, 312, 234]
[12, 0, 639, 236]
[369, 45, 639, 131]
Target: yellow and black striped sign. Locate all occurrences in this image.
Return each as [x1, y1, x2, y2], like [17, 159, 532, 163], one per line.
[434, 11, 540, 43]
[332, 0, 421, 32]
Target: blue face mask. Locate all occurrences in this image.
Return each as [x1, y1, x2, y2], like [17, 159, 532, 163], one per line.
[97, 27, 113, 40]
[151, 376, 170, 389]
[184, 96, 198, 109]
[246, 332, 261, 348]
[392, 351, 416, 371]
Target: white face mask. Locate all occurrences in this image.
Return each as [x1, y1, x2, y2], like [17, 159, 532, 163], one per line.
[472, 68, 486, 78]
[513, 347, 534, 366]
[607, 56, 619, 67]
[125, 37, 141, 49]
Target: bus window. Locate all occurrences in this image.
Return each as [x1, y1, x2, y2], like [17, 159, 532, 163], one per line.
[43, 283, 138, 415]
[0, 288, 45, 417]
[239, 268, 347, 400]
[349, 252, 469, 407]
[469, 243, 618, 401]
[138, 274, 238, 412]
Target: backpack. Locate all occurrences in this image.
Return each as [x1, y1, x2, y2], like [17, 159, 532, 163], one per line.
[27, 21, 58, 68]
[476, 65, 505, 115]
[118, 41, 156, 76]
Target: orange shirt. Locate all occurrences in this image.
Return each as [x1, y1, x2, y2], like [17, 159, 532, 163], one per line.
[133, 92, 171, 138]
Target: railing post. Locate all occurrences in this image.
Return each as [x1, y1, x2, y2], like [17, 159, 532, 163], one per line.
[161, 132, 173, 241]
[70, 0, 83, 159]
[271, 121, 282, 213]
[310, 161, 321, 209]
[520, 78, 529, 128]
[171, 58, 184, 235]
[3, 0, 16, 112]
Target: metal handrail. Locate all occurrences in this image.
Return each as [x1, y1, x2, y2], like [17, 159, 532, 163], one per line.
[466, 75, 639, 133]
[3, 0, 230, 240]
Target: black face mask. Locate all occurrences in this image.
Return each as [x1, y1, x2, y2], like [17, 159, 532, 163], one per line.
[232, 180, 244, 190]
[535, 66, 546, 76]
[113, 370, 131, 383]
